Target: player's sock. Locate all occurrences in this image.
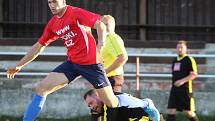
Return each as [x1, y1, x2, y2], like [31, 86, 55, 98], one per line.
[23, 94, 46, 121]
[188, 116, 199, 121]
[166, 114, 176, 121]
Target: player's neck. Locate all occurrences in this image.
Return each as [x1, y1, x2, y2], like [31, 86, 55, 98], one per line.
[57, 5, 67, 18]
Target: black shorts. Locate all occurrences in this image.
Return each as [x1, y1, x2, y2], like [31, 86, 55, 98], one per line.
[52, 60, 110, 89]
[167, 89, 196, 111]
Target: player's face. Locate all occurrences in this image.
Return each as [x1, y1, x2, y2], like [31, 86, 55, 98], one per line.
[103, 18, 115, 33]
[85, 94, 103, 113]
[176, 43, 187, 56]
[48, 0, 66, 15]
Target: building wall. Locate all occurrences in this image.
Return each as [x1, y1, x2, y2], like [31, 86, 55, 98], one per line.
[2, 0, 215, 41]
[147, 0, 215, 41]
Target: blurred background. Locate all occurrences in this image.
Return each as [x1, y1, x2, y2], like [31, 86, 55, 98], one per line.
[0, 0, 215, 120]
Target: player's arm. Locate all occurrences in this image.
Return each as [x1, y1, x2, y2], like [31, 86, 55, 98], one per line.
[106, 54, 128, 74]
[116, 94, 160, 121]
[93, 20, 106, 52]
[105, 35, 128, 74]
[75, 8, 106, 51]
[15, 42, 46, 68]
[7, 42, 46, 79]
[174, 71, 198, 87]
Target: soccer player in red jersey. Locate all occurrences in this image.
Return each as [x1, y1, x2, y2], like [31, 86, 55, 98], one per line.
[6, 0, 119, 120]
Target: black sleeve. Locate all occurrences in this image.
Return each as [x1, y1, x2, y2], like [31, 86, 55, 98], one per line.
[106, 108, 119, 121]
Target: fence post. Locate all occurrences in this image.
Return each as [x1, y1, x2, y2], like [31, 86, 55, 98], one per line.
[135, 56, 141, 98]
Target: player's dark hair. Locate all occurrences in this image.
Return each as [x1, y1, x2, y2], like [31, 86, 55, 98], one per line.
[84, 89, 96, 100]
[178, 40, 187, 46]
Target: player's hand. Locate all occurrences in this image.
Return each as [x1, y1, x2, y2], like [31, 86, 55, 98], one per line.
[174, 79, 185, 87]
[97, 41, 104, 53]
[7, 66, 21, 79]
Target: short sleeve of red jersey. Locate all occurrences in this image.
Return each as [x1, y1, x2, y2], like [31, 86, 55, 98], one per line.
[38, 21, 58, 46]
[74, 7, 101, 28]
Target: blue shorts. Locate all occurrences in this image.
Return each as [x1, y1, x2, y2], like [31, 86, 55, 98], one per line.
[52, 60, 110, 89]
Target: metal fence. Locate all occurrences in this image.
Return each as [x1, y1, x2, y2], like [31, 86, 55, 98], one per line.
[1, 51, 215, 97]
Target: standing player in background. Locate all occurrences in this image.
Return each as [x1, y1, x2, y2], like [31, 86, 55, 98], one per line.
[101, 15, 128, 93]
[166, 40, 199, 121]
[90, 15, 128, 121]
[6, 0, 120, 120]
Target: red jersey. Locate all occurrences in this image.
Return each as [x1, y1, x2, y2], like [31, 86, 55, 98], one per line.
[39, 5, 100, 65]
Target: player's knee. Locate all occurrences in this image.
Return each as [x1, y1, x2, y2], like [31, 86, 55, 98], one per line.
[167, 109, 176, 114]
[35, 83, 49, 96]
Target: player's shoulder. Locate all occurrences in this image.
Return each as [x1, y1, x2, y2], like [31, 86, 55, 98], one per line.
[67, 5, 78, 10]
[68, 5, 90, 18]
[46, 17, 57, 27]
[67, 5, 84, 13]
[109, 32, 122, 39]
[186, 55, 196, 61]
[187, 55, 195, 59]
[108, 33, 124, 44]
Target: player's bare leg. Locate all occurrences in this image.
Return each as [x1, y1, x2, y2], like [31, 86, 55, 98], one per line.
[23, 72, 69, 121]
[167, 108, 176, 115]
[35, 72, 68, 96]
[96, 86, 119, 108]
[166, 108, 176, 121]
